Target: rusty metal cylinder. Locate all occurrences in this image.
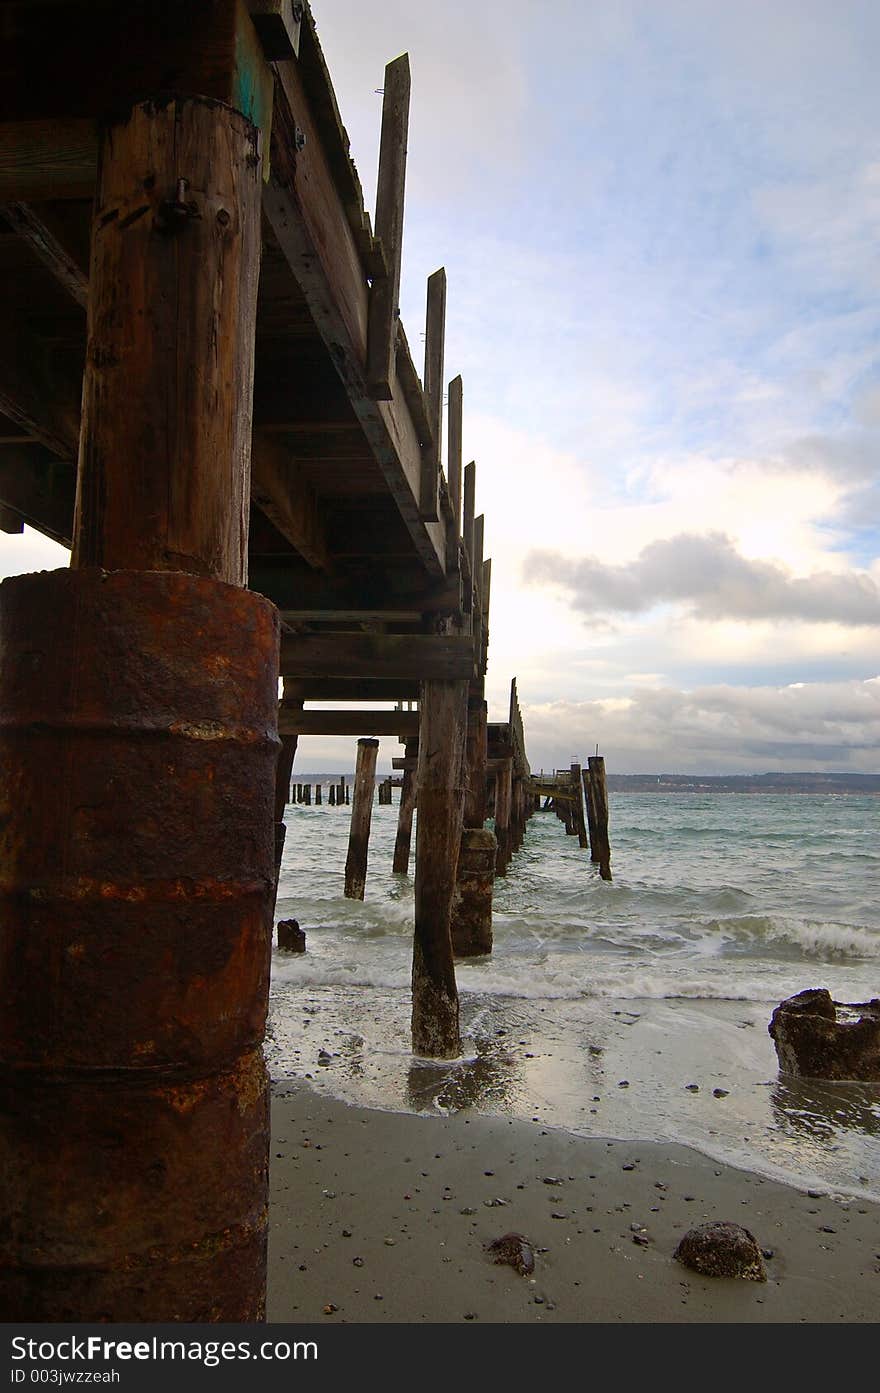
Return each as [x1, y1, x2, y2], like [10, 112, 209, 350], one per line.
[0, 568, 279, 1321]
[451, 827, 497, 957]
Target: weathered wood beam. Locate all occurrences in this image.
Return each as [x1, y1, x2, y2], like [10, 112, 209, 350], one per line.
[0, 313, 81, 460]
[392, 736, 418, 874]
[420, 267, 445, 522]
[72, 98, 263, 580]
[279, 709, 420, 737]
[411, 678, 468, 1057]
[279, 608, 422, 624]
[0, 504, 24, 533]
[463, 460, 475, 576]
[0, 119, 96, 201]
[250, 432, 329, 570]
[1, 202, 88, 306]
[247, 0, 303, 59]
[280, 632, 474, 681]
[279, 677, 420, 702]
[0, 445, 76, 546]
[344, 738, 379, 900]
[264, 57, 445, 575]
[451, 376, 465, 537]
[366, 54, 410, 399]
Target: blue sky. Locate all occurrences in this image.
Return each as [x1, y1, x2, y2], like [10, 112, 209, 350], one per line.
[2, 1, 878, 772]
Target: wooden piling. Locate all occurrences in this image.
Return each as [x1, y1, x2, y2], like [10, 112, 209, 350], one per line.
[571, 762, 589, 849]
[587, 755, 612, 881]
[344, 739, 379, 900]
[315, 782, 322, 805]
[329, 783, 336, 806]
[392, 737, 418, 874]
[412, 679, 468, 1058]
[451, 827, 496, 956]
[273, 681, 302, 909]
[494, 757, 512, 875]
[2, 94, 270, 1322]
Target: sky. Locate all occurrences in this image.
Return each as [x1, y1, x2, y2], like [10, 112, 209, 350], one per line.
[2, 0, 879, 774]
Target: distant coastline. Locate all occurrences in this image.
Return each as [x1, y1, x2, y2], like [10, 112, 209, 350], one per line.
[605, 772, 880, 794]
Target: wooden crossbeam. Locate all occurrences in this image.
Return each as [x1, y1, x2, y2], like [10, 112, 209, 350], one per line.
[0, 120, 96, 202]
[280, 709, 420, 737]
[1, 202, 88, 307]
[281, 632, 475, 681]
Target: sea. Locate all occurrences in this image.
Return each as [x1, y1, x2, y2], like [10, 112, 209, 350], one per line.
[268, 789, 880, 1200]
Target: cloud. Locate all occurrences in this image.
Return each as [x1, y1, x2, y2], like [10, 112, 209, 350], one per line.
[525, 532, 880, 626]
[524, 677, 880, 774]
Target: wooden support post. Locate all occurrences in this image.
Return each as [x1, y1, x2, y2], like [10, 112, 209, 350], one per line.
[72, 99, 261, 580]
[451, 828, 496, 957]
[315, 782, 322, 805]
[366, 54, 410, 399]
[412, 679, 468, 1058]
[273, 683, 302, 911]
[420, 267, 445, 521]
[1, 94, 271, 1322]
[587, 755, 612, 881]
[303, 783, 311, 805]
[345, 741, 379, 899]
[494, 758, 512, 875]
[571, 762, 589, 848]
[583, 767, 600, 861]
[329, 783, 336, 806]
[447, 374, 463, 544]
[462, 694, 488, 828]
[392, 737, 418, 874]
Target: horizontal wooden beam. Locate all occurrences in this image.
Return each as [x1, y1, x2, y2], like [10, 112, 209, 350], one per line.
[247, 0, 302, 59]
[280, 678, 421, 702]
[0, 445, 76, 547]
[280, 609, 422, 624]
[0, 503, 24, 534]
[0, 314, 81, 460]
[0, 119, 96, 201]
[280, 632, 475, 681]
[280, 709, 420, 737]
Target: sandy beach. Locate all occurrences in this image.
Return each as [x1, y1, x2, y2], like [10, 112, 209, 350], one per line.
[267, 1082, 880, 1323]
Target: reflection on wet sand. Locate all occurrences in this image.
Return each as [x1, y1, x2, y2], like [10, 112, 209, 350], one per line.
[771, 1075, 880, 1143]
[407, 1032, 524, 1113]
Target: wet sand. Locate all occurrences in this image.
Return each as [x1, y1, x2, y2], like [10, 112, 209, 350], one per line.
[267, 1082, 880, 1323]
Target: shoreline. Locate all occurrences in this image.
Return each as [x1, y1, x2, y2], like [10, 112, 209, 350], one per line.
[267, 1080, 880, 1323]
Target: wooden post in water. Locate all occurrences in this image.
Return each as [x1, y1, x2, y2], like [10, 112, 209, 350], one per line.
[393, 737, 419, 873]
[273, 681, 303, 910]
[412, 679, 468, 1057]
[583, 767, 599, 862]
[303, 784, 311, 805]
[315, 782, 322, 805]
[494, 757, 512, 875]
[587, 755, 612, 881]
[344, 739, 379, 900]
[329, 783, 336, 807]
[571, 762, 589, 849]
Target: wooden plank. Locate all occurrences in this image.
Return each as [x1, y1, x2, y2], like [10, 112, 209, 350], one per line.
[447, 374, 463, 536]
[250, 432, 329, 570]
[280, 632, 475, 681]
[0, 504, 24, 534]
[279, 609, 422, 624]
[1, 202, 88, 306]
[366, 54, 410, 399]
[247, 0, 302, 59]
[279, 709, 420, 737]
[420, 267, 445, 522]
[0, 119, 96, 201]
[463, 461, 475, 573]
[72, 97, 263, 582]
[272, 677, 420, 702]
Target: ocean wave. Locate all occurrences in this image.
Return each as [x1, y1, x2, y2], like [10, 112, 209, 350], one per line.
[706, 915, 880, 961]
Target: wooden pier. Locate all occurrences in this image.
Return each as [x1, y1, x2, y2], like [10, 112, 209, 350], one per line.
[0, 0, 612, 1323]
